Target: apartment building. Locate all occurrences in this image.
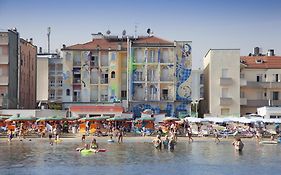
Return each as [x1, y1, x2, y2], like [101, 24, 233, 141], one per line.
[203, 49, 240, 117]
[240, 48, 281, 115]
[128, 38, 192, 117]
[61, 32, 192, 117]
[19, 38, 37, 109]
[37, 53, 63, 108]
[0, 29, 19, 109]
[61, 33, 127, 111]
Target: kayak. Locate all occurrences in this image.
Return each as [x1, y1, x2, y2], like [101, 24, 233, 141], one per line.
[259, 141, 278, 144]
[80, 149, 107, 154]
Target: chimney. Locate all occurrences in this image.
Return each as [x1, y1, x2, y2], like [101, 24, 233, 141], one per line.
[29, 38, 33, 44]
[39, 47, 42, 53]
[267, 49, 275, 56]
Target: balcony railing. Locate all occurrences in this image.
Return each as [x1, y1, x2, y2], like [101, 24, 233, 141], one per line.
[73, 61, 81, 67]
[160, 76, 173, 81]
[240, 98, 247, 105]
[220, 97, 233, 106]
[0, 56, 8, 64]
[73, 96, 81, 102]
[220, 77, 233, 86]
[100, 78, 108, 84]
[73, 78, 81, 84]
[161, 95, 173, 101]
[0, 76, 8, 85]
[246, 99, 281, 107]
[247, 81, 281, 88]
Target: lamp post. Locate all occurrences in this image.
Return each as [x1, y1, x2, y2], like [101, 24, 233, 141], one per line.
[191, 100, 199, 118]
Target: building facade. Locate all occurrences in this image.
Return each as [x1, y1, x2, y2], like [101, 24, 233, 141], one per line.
[19, 38, 37, 109]
[37, 53, 63, 108]
[61, 33, 192, 117]
[0, 29, 19, 109]
[240, 48, 281, 115]
[128, 38, 192, 117]
[203, 49, 240, 117]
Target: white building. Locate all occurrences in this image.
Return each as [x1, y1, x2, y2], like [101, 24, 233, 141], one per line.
[257, 106, 281, 119]
[203, 49, 240, 117]
[37, 53, 63, 107]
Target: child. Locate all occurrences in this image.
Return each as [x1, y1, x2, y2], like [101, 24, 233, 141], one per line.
[81, 134, 86, 142]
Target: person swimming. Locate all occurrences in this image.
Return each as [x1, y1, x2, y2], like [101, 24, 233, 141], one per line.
[152, 135, 162, 149]
[232, 137, 244, 151]
[108, 136, 114, 142]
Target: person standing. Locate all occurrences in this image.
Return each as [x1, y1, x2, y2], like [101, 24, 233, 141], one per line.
[117, 128, 124, 144]
[152, 135, 162, 149]
[187, 127, 193, 143]
[214, 129, 220, 144]
[232, 137, 244, 151]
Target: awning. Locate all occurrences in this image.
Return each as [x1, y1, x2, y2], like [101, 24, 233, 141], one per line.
[70, 105, 123, 113]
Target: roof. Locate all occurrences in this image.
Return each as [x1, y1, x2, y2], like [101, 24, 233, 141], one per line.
[62, 38, 127, 51]
[62, 36, 174, 51]
[240, 56, 281, 69]
[69, 106, 123, 113]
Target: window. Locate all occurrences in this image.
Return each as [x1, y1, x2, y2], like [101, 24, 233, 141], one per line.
[111, 89, 115, 96]
[275, 74, 279, 82]
[121, 90, 127, 99]
[66, 89, 70, 96]
[0, 47, 2, 55]
[240, 91, 245, 98]
[162, 89, 168, 100]
[221, 108, 230, 115]
[222, 69, 228, 78]
[111, 71, 115, 78]
[256, 74, 262, 82]
[273, 91, 279, 100]
[111, 52, 116, 61]
[222, 88, 228, 98]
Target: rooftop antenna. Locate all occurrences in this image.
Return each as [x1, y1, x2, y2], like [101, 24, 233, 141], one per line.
[47, 27, 51, 53]
[134, 23, 138, 38]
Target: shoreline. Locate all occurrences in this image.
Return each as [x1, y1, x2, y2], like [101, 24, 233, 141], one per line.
[0, 135, 269, 143]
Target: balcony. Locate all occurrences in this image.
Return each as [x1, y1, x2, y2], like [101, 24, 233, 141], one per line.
[0, 37, 8, 45]
[240, 78, 247, 86]
[73, 78, 81, 84]
[73, 96, 81, 102]
[246, 81, 281, 88]
[246, 99, 281, 107]
[0, 76, 8, 85]
[100, 78, 108, 84]
[240, 98, 247, 105]
[90, 61, 99, 67]
[220, 97, 233, 106]
[160, 76, 173, 82]
[220, 77, 233, 86]
[161, 95, 173, 101]
[0, 56, 8, 64]
[73, 61, 81, 67]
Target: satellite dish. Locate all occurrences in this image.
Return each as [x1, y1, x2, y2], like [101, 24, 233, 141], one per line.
[122, 30, 126, 36]
[147, 28, 151, 35]
[106, 30, 111, 35]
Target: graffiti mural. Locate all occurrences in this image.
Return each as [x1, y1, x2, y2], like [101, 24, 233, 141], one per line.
[175, 41, 192, 101]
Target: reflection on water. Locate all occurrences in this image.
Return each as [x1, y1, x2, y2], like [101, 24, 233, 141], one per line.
[0, 139, 280, 175]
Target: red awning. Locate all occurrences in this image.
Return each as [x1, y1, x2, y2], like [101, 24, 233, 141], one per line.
[70, 106, 123, 113]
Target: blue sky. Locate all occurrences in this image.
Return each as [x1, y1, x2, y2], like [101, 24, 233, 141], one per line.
[1, 0, 281, 69]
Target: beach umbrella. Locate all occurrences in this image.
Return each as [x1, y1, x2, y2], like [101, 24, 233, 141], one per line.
[107, 116, 133, 121]
[163, 117, 180, 122]
[65, 116, 80, 121]
[136, 116, 155, 121]
[0, 116, 10, 121]
[6, 115, 37, 122]
[238, 117, 253, 123]
[263, 118, 281, 123]
[37, 115, 66, 122]
[185, 117, 208, 123]
[78, 116, 110, 122]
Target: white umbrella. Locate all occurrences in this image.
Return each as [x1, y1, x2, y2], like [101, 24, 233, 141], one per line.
[185, 117, 208, 123]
